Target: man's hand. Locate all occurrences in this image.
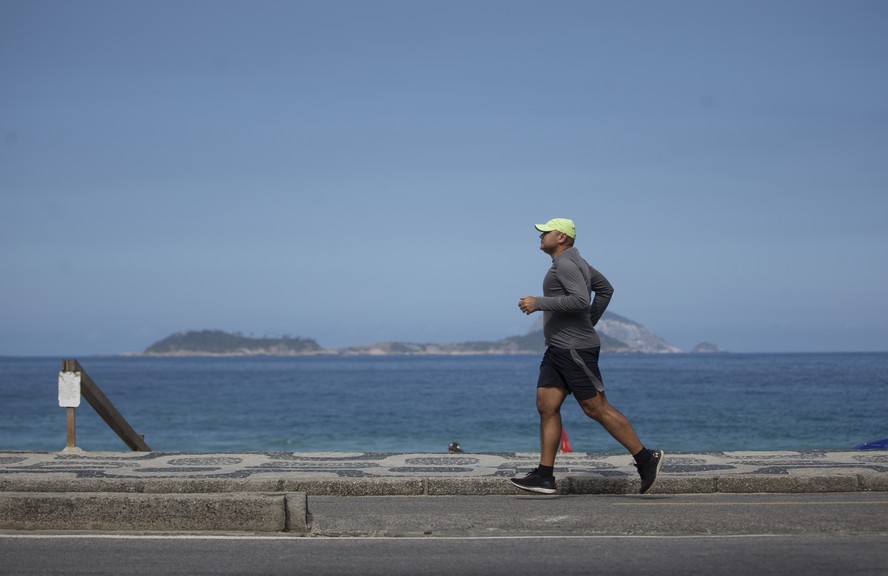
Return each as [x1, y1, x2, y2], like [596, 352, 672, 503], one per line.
[518, 296, 538, 315]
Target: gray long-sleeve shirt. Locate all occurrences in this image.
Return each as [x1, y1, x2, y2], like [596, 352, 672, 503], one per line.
[534, 247, 614, 349]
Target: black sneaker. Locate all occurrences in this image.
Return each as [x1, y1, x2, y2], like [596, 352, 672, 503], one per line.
[636, 449, 665, 494]
[510, 467, 556, 495]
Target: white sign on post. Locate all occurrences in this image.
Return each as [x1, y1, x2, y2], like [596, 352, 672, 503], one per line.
[58, 371, 81, 408]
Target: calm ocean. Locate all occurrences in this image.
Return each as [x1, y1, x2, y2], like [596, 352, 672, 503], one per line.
[0, 353, 885, 454]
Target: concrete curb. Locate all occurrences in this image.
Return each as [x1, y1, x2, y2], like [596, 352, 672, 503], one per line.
[2, 474, 886, 497]
[0, 491, 308, 533]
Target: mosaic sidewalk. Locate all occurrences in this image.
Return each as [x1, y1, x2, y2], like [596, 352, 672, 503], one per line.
[1, 450, 886, 495]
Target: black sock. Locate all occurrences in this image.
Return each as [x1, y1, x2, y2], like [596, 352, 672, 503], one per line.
[633, 448, 652, 466]
[537, 464, 555, 478]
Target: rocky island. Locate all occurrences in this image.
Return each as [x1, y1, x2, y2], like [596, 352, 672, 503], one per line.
[143, 312, 687, 357]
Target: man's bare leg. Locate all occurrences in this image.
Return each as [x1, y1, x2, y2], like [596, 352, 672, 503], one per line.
[537, 385, 569, 466]
[577, 391, 644, 455]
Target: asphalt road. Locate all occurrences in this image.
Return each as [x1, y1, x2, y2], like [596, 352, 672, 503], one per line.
[2, 493, 887, 575]
[2, 533, 886, 576]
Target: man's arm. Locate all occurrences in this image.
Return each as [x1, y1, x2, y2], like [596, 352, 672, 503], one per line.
[533, 260, 590, 312]
[588, 266, 613, 326]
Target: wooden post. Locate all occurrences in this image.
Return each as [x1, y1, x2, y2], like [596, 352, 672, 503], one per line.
[65, 407, 76, 449]
[62, 359, 151, 452]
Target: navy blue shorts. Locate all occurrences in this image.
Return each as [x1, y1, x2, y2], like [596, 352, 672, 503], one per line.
[537, 346, 605, 401]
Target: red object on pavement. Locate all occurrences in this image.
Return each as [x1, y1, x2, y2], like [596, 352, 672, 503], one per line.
[560, 429, 573, 453]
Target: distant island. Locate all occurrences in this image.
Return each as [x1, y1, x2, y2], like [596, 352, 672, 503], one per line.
[691, 342, 726, 353]
[143, 312, 701, 357]
[144, 331, 324, 356]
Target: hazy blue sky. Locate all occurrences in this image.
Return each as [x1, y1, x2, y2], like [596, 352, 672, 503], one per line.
[2, 0, 886, 356]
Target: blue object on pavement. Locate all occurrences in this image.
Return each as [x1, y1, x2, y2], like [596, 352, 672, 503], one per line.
[855, 438, 888, 450]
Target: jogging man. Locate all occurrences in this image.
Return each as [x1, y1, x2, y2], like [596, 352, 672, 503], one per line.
[510, 218, 664, 495]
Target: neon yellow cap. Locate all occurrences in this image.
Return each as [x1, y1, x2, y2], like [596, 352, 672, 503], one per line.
[534, 218, 575, 239]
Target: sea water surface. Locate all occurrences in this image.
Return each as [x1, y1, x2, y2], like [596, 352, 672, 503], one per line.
[0, 353, 885, 453]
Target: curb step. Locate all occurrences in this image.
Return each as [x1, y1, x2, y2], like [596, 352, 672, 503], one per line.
[0, 492, 308, 533]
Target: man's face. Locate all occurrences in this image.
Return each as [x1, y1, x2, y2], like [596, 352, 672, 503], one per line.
[539, 230, 564, 254]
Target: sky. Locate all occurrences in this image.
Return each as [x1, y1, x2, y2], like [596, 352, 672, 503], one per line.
[2, 0, 887, 356]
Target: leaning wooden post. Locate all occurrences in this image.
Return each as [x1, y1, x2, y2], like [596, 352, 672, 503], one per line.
[60, 359, 151, 452]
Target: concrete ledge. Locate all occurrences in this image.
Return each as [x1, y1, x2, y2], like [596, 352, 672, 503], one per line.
[716, 474, 861, 493]
[4, 475, 888, 498]
[0, 492, 305, 533]
[290, 479, 425, 496]
[859, 472, 888, 492]
[427, 477, 520, 496]
[0, 478, 425, 497]
[567, 476, 719, 495]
